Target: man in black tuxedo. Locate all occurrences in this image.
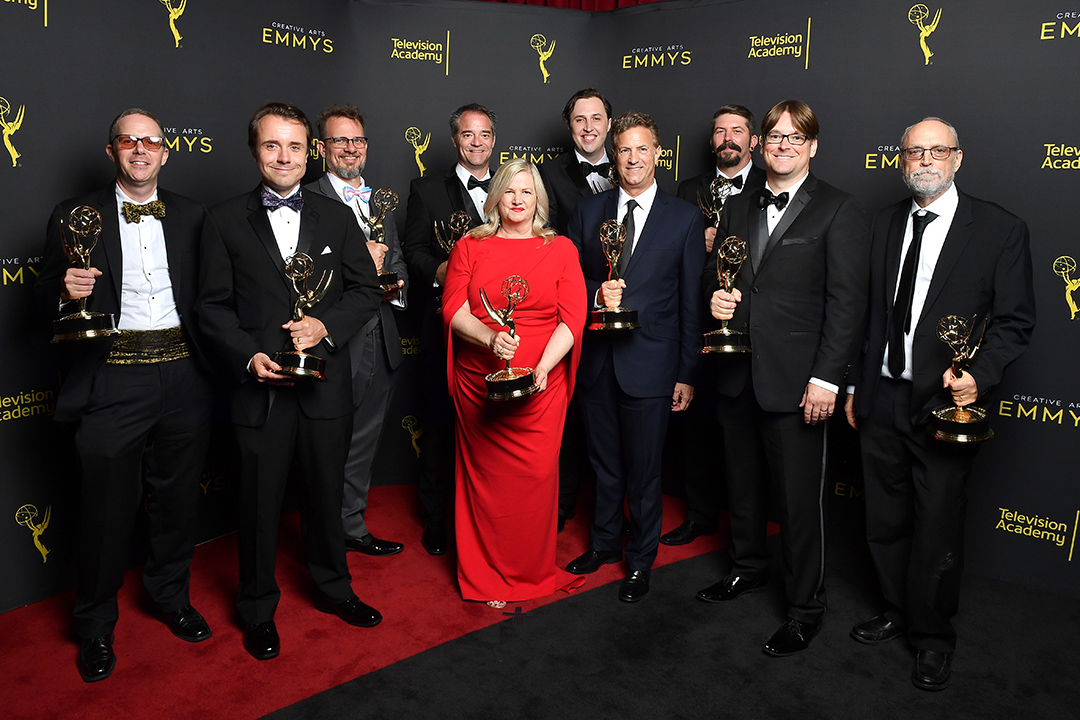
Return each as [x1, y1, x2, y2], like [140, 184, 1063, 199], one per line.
[699, 100, 869, 656]
[663, 104, 766, 547]
[402, 103, 496, 555]
[196, 103, 384, 661]
[845, 118, 1035, 691]
[564, 111, 705, 603]
[306, 104, 407, 558]
[36, 108, 215, 682]
[538, 88, 614, 531]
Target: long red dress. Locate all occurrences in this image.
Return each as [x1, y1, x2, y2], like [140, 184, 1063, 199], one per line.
[442, 233, 586, 602]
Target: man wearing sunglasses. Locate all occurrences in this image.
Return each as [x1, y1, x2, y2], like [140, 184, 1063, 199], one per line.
[845, 118, 1034, 690]
[306, 104, 408, 559]
[36, 108, 216, 682]
[699, 100, 869, 657]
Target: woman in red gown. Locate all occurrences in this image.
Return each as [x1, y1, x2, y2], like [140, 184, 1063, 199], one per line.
[442, 158, 586, 606]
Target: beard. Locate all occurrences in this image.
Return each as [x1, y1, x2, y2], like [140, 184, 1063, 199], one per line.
[714, 141, 743, 169]
[327, 157, 363, 180]
[904, 166, 953, 201]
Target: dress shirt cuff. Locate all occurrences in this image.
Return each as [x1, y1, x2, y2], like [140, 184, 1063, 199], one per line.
[809, 377, 839, 395]
[845, 384, 855, 395]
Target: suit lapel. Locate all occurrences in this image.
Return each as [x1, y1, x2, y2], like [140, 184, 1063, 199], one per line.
[564, 157, 593, 198]
[96, 186, 124, 308]
[444, 170, 483, 226]
[883, 203, 909, 310]
[918, 193, 974, 324]
[296, 194, 318, 257]
[624, 191, 664, 278]
[755, 174, 816, 275]
[158, 189, 185, 306]
[748, 192, 768, 274]
[245, 188, 290, 288]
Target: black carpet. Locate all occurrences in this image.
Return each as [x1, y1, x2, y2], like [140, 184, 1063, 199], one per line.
[264, 521, 1080, 720]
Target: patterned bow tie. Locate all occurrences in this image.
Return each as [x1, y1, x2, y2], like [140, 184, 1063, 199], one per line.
[343, 185, 371, 203]
[261, 188, 304, 212]
[758, 190, 789, 211]
[581, 161, 610, 178]
[467, 176, 491, 192]
[122, 200, 166, 224]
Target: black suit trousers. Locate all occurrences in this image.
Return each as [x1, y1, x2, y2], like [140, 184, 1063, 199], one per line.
[859, 377, 976, 652]
[73, 357, 212, 638]
[234, 392, 353, 625]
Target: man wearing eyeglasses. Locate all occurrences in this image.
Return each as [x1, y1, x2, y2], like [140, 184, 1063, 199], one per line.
[699, 100, 869, 656]
[196, 102, 384, 661]
[305, 105, 408, 559]
[402, 104, 497, 555]
[36, 108, 216, 682]
[844, 118, 1034, 690]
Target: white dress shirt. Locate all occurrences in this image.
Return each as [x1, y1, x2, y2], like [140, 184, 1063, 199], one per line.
[575, 150, 614, 193]
[455, 163, 490, 218]
[263, 185, 302, 260]
[114, 185, 180, 331]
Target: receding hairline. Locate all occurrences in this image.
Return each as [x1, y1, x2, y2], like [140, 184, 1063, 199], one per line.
[900, 117, 960, 149]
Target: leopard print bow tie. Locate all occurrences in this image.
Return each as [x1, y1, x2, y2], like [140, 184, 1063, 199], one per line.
[122, 200, 166, 223]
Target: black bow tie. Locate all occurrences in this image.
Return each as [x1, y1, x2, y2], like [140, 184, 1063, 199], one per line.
[581, 161, 610, 178]
[720, 174, 744, 190]
[467, 176, 491, 192]
[759, 190, 789, 211]
[261, 188, 304, 212]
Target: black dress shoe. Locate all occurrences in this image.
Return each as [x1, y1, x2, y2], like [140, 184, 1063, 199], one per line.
[565, 548, 622, 575]
[618, 570, 650, 603]
[243, 620, 279, 660]
[850, 615, 905, 644]
[912, 649, 952, 691]
[156, 604, 213, 642]
[763, 618, 819, 656]
[660, 520, 716, 546]
[77, 634, 116, 682]
[317, 596, 383, 628]
[422, 520, 447, 555]
[696, 573, 767, 603]
[346, 533, 404, 556]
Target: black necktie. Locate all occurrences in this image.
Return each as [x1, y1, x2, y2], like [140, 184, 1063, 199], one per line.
[617, 199, 637, 278]
[888, 210, 938, 378]
[261, 189, 303, 212]
[581, 161, 610, 179]
[467, 176, 491, 192]
[122, 200, 166, 223]
[758, 189, 789, 211]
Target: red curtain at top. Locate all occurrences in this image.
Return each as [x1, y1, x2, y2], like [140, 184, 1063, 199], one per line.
[470, 0, 669, 10]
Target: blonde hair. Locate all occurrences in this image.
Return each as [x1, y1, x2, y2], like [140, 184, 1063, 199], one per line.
[469, 158, 556, 243]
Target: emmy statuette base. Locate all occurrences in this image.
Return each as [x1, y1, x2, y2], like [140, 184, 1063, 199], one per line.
[587, 307, 640, 331]
[378, 271, 399, 293]
[485, 367, 539, 402]
[701, 327, 751, 354]
[272, 350, 328, 382]
[51, 311, 120, 343]
[930, 405, 994, 444]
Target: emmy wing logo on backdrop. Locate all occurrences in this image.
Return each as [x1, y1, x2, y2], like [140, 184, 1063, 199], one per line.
[401, 416, 423, 458]
[15, 504, 50, 563]
[1, 97, 24, 168]
[1053, 256, 1080, 319]
[405, 126, 430, 177]
[159, 0, 185, 48]
[530, 34, 555, 83]
[908, 4, 941, 65]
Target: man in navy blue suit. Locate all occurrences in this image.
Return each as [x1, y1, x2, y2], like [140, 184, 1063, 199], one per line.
[564, 111, 705, 603]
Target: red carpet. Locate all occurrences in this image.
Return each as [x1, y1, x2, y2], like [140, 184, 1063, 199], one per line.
[1, 484, 747, 720]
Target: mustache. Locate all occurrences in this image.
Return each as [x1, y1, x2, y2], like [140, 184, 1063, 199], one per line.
[715, 140, 743, 154]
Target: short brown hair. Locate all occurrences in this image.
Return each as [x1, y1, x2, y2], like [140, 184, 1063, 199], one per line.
[761, 100, 818, 139]
[611, 111, 660, 148]
[247, 102, 313, 152]
[316, 105, 366, 139]
[562, 89, 612, 127]
[712, 104, 755, 133]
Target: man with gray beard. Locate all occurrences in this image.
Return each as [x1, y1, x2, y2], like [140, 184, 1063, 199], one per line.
[844, 117, 1035, 691]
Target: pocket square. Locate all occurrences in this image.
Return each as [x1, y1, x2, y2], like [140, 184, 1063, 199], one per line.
[320, 245, 333, 255]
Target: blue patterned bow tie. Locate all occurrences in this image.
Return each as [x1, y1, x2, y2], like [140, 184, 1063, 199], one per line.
[343, 185, 371, 202]
[261, 188, 304, 212]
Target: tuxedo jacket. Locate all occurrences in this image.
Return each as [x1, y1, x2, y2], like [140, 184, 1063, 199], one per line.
[705, 172, 870, 413]
[196, 186, 383, 426]
[569, 186, 706, 398]
[852, 192, 1035, 424]
[304, 174, 407, 372]
[402, 166, 485, 302]
[539, 151, 607, 237]
[676, 164, 767, 225]
[36, 185, 213, 422]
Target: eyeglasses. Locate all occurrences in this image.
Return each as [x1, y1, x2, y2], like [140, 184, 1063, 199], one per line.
[764, 131, 812, 146]
[325, 136, 368, 149]
[112, 134, 164, 151]
[901, 146, 959, 161]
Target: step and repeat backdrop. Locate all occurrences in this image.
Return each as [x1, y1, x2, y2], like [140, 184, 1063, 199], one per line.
[0, 0, 1077, 611]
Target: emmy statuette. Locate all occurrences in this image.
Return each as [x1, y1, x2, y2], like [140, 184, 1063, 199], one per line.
[479, 275, 539, 401]
[51, 206, 121, 342]
[587, 219, 640, 330]
[272, 253, 333, 381]
[357, 187, 400, 292]
[433, 210, 471, 316]
[702, 235, 751, 353]
[929, 315, 994, 443]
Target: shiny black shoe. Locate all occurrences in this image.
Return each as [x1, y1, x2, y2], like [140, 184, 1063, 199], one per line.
[660, 520, 715, 546]
[243, 620, 279, 660]
[565, 548, 623, 575]
[77, 634, 116, 682]
[156, 604, 213, 642]
[618, 570, 650, 603]
[850, 615, 905, 644]
[912, 649, 952, 691]
[346, 533, 404, 557]
[763, 618, 819, 656]
[317, 596, 383, 628]
[422, 519, 447, 555]
[696, 573, 768, 603]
